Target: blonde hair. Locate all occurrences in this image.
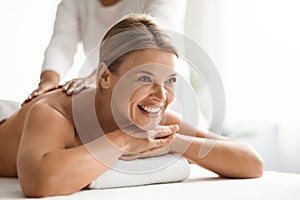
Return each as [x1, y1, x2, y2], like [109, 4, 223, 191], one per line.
[98, 13, 178, 77]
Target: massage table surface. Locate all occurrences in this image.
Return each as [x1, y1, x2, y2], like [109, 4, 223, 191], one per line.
[0, 164, 299, 200]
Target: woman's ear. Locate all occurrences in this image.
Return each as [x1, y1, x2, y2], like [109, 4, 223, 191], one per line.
[98, 62, 112, 89]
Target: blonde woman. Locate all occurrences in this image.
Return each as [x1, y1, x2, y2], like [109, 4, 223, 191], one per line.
[0, 14, 263, 197]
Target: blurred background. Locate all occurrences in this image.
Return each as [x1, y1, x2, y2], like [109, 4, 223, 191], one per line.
[0, 0, 299, 173]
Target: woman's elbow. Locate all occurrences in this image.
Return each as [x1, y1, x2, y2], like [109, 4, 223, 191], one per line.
[22, 185, 52, 198]
[224, 156, 264, 179]
[22, 181, 74, 198]
[239, 151, 264, 179]
[19, 177, 47, 198]
[239, 142, 264, 178]
[20, 173, 74, 198]
[249, 155, 264, 178]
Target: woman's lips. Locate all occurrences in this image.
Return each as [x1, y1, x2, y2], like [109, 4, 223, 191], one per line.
[137, 104, 163, 117]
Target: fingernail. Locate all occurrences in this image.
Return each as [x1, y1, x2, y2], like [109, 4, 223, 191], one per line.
[67, 90, 72, 95]
[172, 125, 179, 129]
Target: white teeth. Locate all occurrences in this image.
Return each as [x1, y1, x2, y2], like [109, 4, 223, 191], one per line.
[139, 105, 161, 114]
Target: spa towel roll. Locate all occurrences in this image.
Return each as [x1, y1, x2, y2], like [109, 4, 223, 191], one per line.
[89, 153, 190, 189]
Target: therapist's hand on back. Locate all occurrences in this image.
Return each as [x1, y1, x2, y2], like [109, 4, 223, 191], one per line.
[24, 71, 59, 105]
[62, 71, 96, 95]
[24, 70, 96, 105]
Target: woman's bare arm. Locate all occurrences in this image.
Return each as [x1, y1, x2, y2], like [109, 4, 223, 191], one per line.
[164, 110, 264, 178]
[172, 134, 263, 178]
[17, 103, 176, 197]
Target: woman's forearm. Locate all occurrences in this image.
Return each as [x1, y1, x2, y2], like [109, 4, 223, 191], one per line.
[172, 134, 264, 178]
[19, 132, 124, 198]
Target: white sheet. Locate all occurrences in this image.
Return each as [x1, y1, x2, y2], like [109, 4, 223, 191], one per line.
[1, 165, 300, 200]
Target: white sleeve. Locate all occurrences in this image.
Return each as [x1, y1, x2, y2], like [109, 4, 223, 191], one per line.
[41, 0, 80, 80]
[144, 0, 187, 34]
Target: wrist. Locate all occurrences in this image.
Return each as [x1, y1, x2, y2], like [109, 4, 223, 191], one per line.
[40, 71, 59, 84]
[85, 70, 97, 85]
[170, 134, 180, 153]
[106, 130, 128, 152]
[87, 69, 97, 79]
[170, 134, 192, 155]
[86, 132, 124, 166]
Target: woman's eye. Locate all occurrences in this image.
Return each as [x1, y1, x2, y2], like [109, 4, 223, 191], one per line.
[165, 77, 177, 84]
[138, 75, 152, 82]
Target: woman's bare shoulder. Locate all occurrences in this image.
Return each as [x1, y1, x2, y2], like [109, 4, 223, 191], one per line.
[23, 88, 72, 119]
[21, 99, 76, 147]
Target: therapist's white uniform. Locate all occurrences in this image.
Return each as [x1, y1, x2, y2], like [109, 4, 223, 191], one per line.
[42, 0, 187, 79]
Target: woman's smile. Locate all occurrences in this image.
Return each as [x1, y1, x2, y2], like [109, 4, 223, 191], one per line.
[137, 104, 164, 117]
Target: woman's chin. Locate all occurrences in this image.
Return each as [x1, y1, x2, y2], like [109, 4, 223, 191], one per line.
[132, 108, 166, 130]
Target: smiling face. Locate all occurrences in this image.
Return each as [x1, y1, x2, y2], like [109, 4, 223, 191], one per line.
[108, 49, 177, 130]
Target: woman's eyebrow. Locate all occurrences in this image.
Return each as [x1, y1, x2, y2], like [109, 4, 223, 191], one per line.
[136, 71, 154, 76]
[169, 72, 177, 77]
[136, 71, 177, 77]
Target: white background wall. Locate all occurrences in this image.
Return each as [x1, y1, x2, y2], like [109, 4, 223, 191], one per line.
[0, 0, 83, 102]
[0, 0, 61, 102]
[185, 0, 300, 173]
[1, 0, 300, 173]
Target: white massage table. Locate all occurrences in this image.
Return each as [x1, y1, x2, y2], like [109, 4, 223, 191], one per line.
[0, 164, 299, 200]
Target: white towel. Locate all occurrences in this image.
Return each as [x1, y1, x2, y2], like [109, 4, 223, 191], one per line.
[89, 153, 190, 189]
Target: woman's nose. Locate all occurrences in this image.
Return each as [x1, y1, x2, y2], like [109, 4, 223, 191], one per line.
[151, 83, 167, 102]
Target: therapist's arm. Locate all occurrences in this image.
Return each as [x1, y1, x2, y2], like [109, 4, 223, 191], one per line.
[25, 71, 60, 103]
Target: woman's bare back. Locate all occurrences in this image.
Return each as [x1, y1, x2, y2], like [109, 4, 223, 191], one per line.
[0, 89, 74, 176]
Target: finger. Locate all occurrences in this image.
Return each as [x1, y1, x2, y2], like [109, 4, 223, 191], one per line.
[62, 81, 72, 92]
[25, 89, 38, 102]
[151, 134, 175, 148]
[25, 83, 52, 105]
[27, 90, 39, 102]
[34, 86, 52, 97]
[24, 90, 38, 105]
[120, 154, 140, 161]
[140, 148, 164, 157]
[72, 82, 85, 94]
[64, 81, 75, 95]
[31, 90, 39, 97]
[22, 96, 32, 106]
[26, 94, 33, 100]
[154, 125, 179, 139]
[66, 87, 74, 95]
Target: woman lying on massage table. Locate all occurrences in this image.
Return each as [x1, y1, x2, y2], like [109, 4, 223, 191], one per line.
[0, 13, 263, 198]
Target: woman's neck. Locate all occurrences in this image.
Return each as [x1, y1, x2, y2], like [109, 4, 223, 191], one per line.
[99, 0, 120, 7]
[95, 89, 118, 133]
